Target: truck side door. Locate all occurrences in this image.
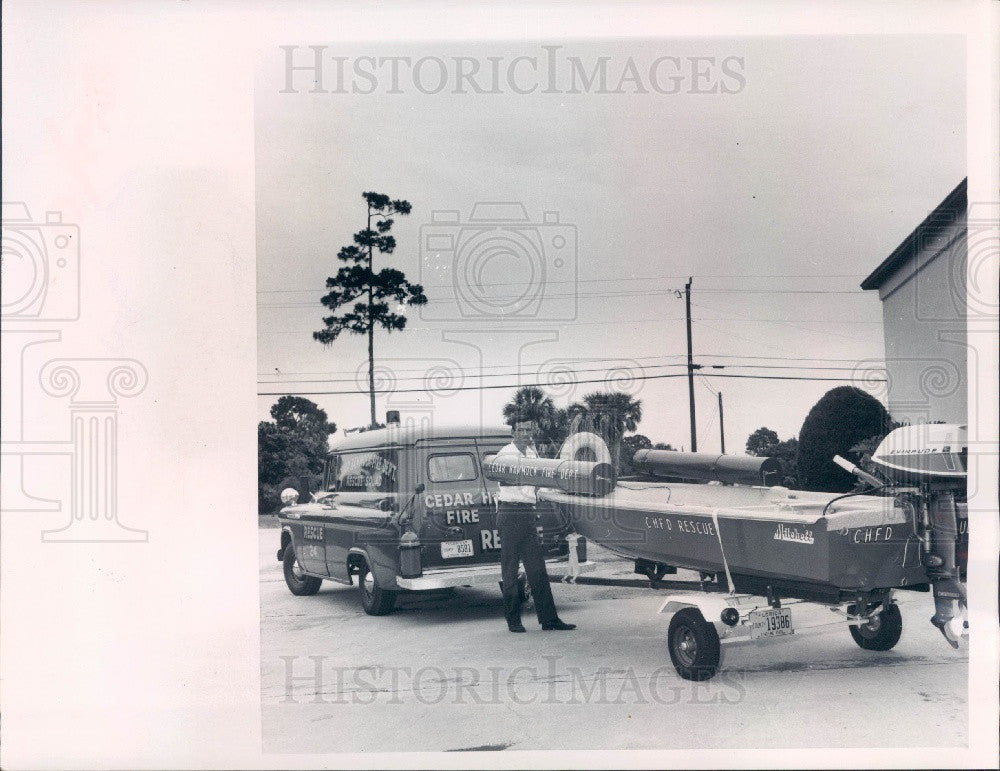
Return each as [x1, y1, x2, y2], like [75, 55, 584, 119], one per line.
[324, 448, 399, 582]
[415, 439, 496, 568]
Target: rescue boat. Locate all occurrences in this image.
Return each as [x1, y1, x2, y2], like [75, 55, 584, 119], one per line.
[538, 426, 967, 620]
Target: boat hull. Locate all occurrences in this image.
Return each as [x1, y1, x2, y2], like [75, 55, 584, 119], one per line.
[541, 482, 930, 602]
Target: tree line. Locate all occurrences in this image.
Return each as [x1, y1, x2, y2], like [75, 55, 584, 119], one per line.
[260, 383, 894, 513]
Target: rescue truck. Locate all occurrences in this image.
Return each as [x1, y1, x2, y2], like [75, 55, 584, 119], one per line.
[276, 415, 594, 615]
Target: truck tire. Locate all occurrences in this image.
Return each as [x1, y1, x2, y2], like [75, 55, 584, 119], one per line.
[849, 603, 902, 651]
[359, 561, 396, 616]
[283, 545, 323, 596]
[667, 607, 721, 681]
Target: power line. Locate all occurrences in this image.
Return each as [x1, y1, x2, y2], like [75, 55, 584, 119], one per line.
[258, 360, 881, 385]
[260, 314, 883, 334]
[695, 289, 867, 294]
[257, 273, 865, 294]
[261, 362, 686, 385]
[257, 369, 885, 397]
[258, 351, 885, 377]
[693, 317, 876, 347]
[697, 374, 719, 395]
[259, 286, 869, 308]
[700, 363, 880, 372]
[700, 353, 885, 363]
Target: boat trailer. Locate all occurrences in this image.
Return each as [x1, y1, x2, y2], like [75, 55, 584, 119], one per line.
[488, 424, 971, 681]
[549, 540, 952, 681]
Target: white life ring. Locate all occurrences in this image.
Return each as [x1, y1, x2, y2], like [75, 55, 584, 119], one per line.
[559, 431, 613, 464]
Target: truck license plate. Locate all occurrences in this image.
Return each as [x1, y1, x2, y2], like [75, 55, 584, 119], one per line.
[749, 607, 793, 639]
[441, 539, 474, 559]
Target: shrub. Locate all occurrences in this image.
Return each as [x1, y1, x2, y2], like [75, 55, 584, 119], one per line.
[796, 386, 892, 492]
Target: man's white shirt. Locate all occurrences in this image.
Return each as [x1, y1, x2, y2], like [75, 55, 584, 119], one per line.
[495, 442, 538, 505]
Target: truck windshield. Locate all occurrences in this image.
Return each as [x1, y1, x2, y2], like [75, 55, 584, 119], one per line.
[326, 450, 398, 492]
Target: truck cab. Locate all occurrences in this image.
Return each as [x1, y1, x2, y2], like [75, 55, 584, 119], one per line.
[277, 420, 592, 614]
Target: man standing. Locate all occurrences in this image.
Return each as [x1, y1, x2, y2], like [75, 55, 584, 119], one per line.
[494, 419, 576, 633]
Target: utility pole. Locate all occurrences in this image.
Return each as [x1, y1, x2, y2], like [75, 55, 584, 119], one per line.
[718, 391, 726, 454]
[685, 276, 697, 452]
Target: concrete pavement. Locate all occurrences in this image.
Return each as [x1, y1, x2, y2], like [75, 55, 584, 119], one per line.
[258, 527, 968, 753]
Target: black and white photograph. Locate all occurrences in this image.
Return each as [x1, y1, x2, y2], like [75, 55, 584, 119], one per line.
[254, 31, 984, 755]
[2, 2, 999, 769]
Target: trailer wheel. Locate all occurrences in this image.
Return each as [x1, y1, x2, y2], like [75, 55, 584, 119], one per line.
[359, 561, 396, 616]
[849, 603, 902, 651]
[667, 608, 721, 681]
[283, 546, 323, 596]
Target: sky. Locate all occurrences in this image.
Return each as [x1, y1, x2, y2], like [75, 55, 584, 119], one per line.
[256, 35, 965, 453]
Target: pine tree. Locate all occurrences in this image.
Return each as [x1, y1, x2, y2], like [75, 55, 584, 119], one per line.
[314, 192, 427, 427]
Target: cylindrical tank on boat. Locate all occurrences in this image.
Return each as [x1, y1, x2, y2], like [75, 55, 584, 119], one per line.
[482, 455, 615, 497]
[632, 449, 782, 487]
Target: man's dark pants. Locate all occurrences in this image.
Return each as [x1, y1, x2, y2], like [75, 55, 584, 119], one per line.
[497, 502, 559, 626]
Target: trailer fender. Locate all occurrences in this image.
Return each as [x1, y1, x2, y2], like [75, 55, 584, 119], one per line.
[658, 593, 738, 637]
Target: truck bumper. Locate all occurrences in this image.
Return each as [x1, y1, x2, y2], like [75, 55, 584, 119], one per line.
[395, 558, 597, 591]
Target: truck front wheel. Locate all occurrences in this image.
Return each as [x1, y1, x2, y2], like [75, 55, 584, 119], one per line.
[283, 545, 323, 596]
[359, 561, 396, 615]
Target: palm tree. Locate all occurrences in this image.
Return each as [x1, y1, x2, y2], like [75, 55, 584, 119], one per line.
[502, 386, 564, 457]
[566, 391, 643, 470]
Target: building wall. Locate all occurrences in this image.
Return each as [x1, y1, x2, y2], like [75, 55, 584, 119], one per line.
[873, 209, 967, 425]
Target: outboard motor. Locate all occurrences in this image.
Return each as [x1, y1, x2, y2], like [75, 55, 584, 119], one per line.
[868, 424, 968, 647]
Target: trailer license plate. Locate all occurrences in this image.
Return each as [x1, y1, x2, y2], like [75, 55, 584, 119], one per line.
[441, 540, 474, 559]
[749, 607, 793, 639]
